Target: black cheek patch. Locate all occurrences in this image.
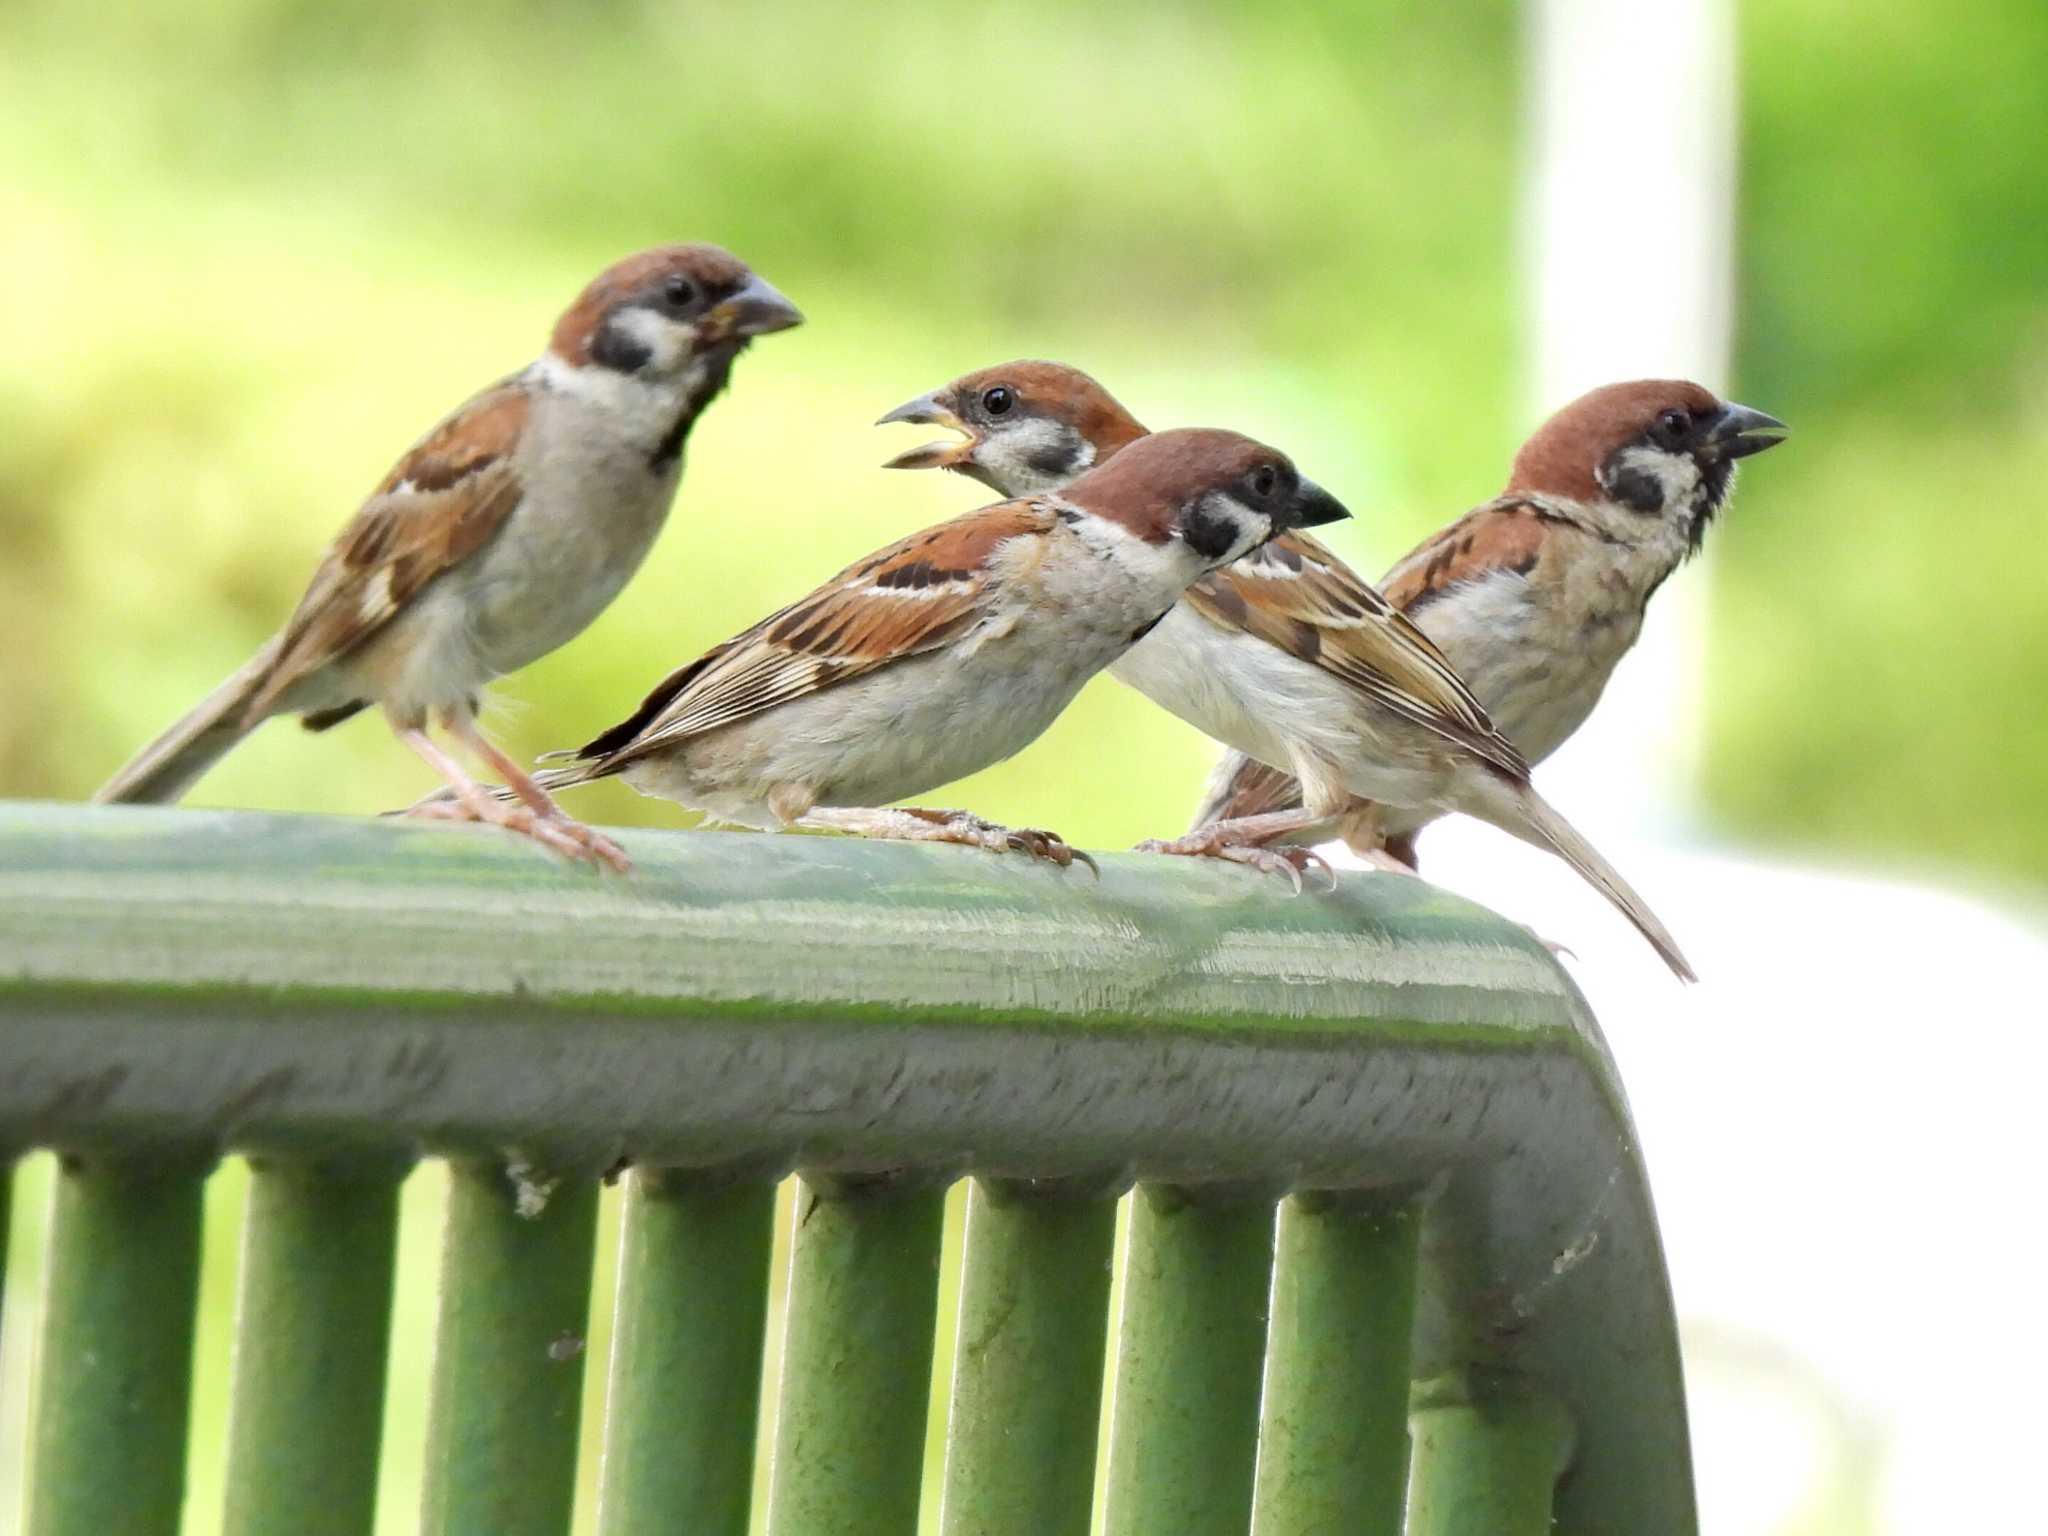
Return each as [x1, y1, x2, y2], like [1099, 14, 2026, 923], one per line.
[1022, 438, 1082, 479]
[591, 319, 653, 375]
[1606, 463, 1666, 514]
[1181, 503, 1242, 563]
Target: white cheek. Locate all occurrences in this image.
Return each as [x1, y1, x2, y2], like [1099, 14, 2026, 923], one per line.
[611, 307, 694, 374]
[983, 419, 1085, 496]
[1217, 513, 1275, 568]
[1607, 445, 1700, 506]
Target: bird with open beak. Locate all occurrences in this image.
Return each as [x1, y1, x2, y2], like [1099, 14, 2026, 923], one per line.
[96, 244, 804, 871]
[494, 428, 1351, 869]
[877, 361, 1758, 979]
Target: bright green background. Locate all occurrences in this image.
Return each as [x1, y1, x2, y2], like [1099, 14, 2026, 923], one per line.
[4, 0, 2042, 885]
[1, 1, 2043, 1532]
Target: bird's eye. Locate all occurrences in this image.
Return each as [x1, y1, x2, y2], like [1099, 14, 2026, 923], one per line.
[663, 276, 697, 309]
[1654, 408, 1691, 446]
[1250, 465, 1279, 499]
[981, 386, 1014, 415]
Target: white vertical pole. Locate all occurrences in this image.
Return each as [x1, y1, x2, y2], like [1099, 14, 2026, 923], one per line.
[1522, 0, 1737, 819]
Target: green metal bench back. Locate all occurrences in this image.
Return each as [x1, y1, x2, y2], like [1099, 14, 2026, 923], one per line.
[0, 803, 1695, 1536]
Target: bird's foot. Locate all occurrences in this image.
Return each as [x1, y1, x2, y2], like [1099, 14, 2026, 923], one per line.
[895, 807, 1099, 875]
[404, 791, 630, 873]
[1135, 830, 1334, 895]
[1359, 847, 1422, 877]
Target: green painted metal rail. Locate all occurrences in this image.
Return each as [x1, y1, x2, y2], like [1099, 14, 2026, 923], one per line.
[0, 801, 1696, 1535]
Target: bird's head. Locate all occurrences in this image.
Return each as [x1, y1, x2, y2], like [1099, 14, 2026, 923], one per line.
[1058, 427, 1351, 576]
[550, 244, 803, 383]
[878, 360, 1148, 497]
[1509, 379, 1787, 553]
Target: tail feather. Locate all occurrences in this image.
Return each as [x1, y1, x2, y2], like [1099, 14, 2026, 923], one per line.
[1477, 776, 1697, 983]
[400, 758, 606, 815]
[95, 644, 280, 805]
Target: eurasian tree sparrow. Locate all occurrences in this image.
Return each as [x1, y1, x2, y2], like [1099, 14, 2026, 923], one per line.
[880, 362, 1705, 978]
[96, 244, 802, 869]
[511, 428, 1350, 865]
[1191, 380, 1787, 869]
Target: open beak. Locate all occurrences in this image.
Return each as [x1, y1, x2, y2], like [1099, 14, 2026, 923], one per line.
[1281, 475, 1353, 531]
[1708, 402, 1789, 460]
[708, 275, 805, 342]
[877, 390, 976, 471]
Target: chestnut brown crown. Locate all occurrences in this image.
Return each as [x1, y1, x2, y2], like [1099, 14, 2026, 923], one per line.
[1508, 379, 1786, 508]
[1061, 427, 1349, 558]
[550, 244, 802, 372]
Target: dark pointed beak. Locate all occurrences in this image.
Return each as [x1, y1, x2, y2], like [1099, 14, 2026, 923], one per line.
[1708, 402, 1788, 460]
[1281, 475, 1352, 531]
[712, 275, 804, 340]
[877, 390, 976, 470]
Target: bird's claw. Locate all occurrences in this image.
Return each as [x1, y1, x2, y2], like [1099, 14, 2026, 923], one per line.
[893, 807, 1095, 875]
[1135, 833, 1335, 895]
[1004, 828, 1099, 877]
[402, 793, 631, 873]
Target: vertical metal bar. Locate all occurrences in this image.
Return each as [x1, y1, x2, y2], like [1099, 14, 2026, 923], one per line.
[595, 1169, 775, 1536]
[762, 1173, 946, 1536]
[1251, 1195, 1421, 1536]
[221, 1157, 405, 1536]
[1101, 1185, 1274, 1536]
[26, 1154, 208, 1536]
[422, 1158, 600, 1536]
[937, 1178, 1116, 1536]
[1406, 1370, 1576, 1536]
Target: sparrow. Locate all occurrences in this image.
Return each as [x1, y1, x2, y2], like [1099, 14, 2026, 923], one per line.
[504, 428, 1350, 865]
[1189, 379, 1788, 869]
[879, 362, 1704, 979]
[95, 244, 803, 869]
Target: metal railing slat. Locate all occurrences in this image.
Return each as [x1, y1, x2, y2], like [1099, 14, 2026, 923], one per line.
[26, 1155, 209, 1536]
[936, 1178, 1117, 1536]
[1101, 1186, 1274, 1536]
[763, 1174, 946, 1536]
[421, 1160, 599, 1536]
[1251, 1194, 1423, 1536]
[594, 1170, 775, 1536]
[221, 1157, 404, 1536]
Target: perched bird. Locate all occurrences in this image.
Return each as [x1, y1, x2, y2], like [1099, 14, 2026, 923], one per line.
[1189, 380, 1787, 869]
[509, 428, 1350, 865]
[95, 244, 802, 869]
[879, 362, 1706, 978]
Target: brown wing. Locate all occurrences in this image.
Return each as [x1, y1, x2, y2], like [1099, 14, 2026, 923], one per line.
[243, 380, 532, 719]
[1382, 498, 1557, 617]
[1194, 752, 1305, 828]
[579, 501, 1056, 770]
[1181, 531, 1529, 779]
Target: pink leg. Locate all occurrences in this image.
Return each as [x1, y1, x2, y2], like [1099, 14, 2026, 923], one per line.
[1136, 808, 1340, 895]
[799, 806, 1098, 876]
[440, 714, 630, 873]
[396, 726, 628, 873]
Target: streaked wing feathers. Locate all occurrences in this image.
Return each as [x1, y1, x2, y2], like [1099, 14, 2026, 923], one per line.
[1381, 498, 1554, 616]
[1183, 532, 1529, 779]
[580, 501, 1054, 768]
[245, 380, 533, 719]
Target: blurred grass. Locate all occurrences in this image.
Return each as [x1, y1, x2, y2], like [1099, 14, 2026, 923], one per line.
[2, 0, 2045, 1530]
[1712, 0, 2048, 884]
[0, 0, 1521, 851]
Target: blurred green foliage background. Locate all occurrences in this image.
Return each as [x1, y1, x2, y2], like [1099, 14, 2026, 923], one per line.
[4, 0, 2042, 885]
[1, 0, 2043, 1530]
